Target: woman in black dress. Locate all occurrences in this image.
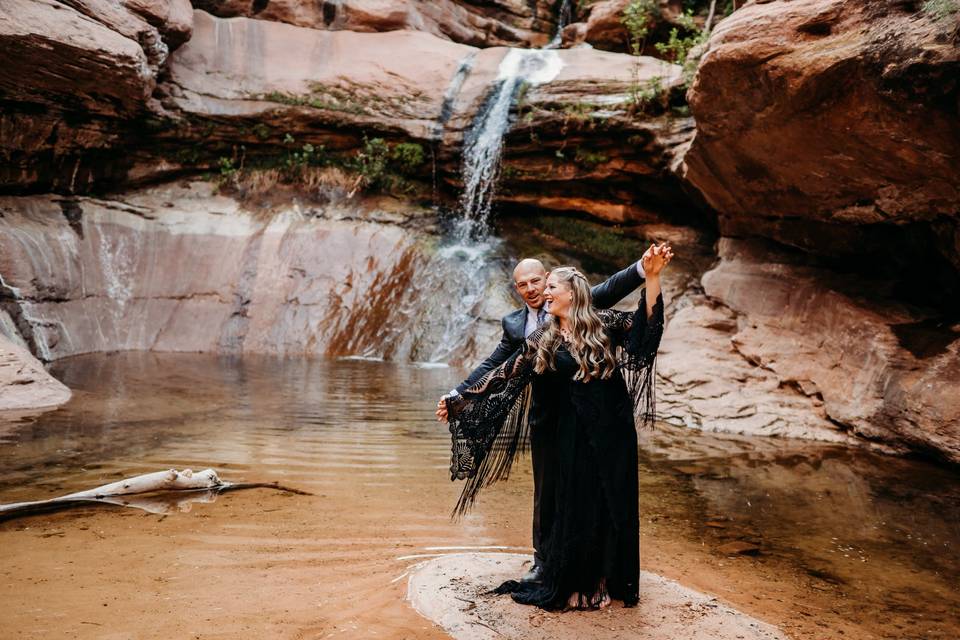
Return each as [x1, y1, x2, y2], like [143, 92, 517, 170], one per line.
[444, 246, 668, 610]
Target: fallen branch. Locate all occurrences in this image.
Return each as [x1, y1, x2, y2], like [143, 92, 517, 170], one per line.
[0, 469, 311, 521]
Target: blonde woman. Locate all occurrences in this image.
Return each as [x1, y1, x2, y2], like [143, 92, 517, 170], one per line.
[443, 245, 669, 610]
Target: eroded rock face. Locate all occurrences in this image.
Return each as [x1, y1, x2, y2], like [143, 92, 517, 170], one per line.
[192, 0, 560, 47]
[656, 294, 862, 445]
[159, 11, 475, 144]
[700, 238, 960, 464]
[0, 0, 193, 193]
[0, 181, 509, 365]
[681, 0, 960, 291]
[1, 4, 696, 225]
[148, 12, 696, 223]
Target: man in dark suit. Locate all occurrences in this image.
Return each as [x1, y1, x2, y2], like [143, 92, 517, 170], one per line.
[436, 253, 657, 582]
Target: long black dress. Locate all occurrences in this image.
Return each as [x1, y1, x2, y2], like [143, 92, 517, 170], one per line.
[445, 290, 665, 610]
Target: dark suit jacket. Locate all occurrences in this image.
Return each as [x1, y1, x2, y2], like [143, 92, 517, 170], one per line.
[455, 262, 644, 393]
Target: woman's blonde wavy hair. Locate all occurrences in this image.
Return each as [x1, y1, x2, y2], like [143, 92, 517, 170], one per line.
[532, 267, 617, 382]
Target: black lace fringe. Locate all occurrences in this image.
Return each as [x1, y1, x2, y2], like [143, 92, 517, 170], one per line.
[452, 383, 532, 518]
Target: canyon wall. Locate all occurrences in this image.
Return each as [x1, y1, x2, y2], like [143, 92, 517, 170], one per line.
[673, 0, 960, 462]
[0, 181, 509, 365]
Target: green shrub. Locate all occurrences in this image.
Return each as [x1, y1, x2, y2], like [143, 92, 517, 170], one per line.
[622, 0, 659, 55]
[628, 76, 667, 113]
[217, 156, 239, 185]
[390, 142, 425, 175]
[654, 11, 707, 88]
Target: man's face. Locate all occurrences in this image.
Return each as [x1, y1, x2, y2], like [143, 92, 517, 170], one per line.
[514, 266, 547, 309]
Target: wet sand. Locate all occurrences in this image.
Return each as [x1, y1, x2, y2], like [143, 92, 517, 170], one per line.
[1, 354, 958, 639]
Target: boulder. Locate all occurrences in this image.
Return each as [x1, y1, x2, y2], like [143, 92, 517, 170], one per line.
[700, 238, 960, 464]
[562, 0, 689, 56]
[681, 0, 960, 295]
[0, 334, 71, 413]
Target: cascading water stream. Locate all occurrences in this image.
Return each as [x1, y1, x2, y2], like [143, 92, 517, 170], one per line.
[547, 0, 574, 49]
[411, 18, 566, 363]
[0, 273, 53, 362]
[432, 52, 479, 207]
[456, 48, 563, 239]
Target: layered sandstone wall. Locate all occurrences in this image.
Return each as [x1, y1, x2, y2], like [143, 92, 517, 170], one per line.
[670, 0, 960, 462]
[192, 0, 561, 47]
[0, 181, 509, 365]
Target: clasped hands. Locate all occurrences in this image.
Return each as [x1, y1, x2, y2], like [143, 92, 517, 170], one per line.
[643, 241, 672, 276]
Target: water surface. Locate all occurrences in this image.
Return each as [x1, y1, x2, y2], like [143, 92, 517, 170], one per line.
[0, 354, 957, 639]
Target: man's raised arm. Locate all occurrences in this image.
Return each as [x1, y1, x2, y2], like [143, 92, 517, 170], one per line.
[591, 260, 646, 309]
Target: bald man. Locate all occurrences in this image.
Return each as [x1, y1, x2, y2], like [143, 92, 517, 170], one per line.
[437, 252, 659, 583]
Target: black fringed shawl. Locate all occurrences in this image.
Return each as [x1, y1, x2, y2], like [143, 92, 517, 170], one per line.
[445, 290, 665, 517]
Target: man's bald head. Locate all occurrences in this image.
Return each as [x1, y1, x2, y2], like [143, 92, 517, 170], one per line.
[513, 258, 546, 280]
[513, 258, 548, 309]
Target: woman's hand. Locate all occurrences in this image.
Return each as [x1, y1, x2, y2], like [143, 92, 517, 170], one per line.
[642, 242, 671, 319]
[642, 242, 672, 277]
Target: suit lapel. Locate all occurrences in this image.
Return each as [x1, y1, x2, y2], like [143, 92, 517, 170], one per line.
[507, 308, 526, 342]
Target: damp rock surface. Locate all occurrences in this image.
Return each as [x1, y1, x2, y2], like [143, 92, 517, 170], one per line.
[407, 552, 792, 640]
[0, 334, 70, 414]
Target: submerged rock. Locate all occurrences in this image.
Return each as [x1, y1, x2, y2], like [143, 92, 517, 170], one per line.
[406, 552, 791, 640]
[0, 334, 70, 413]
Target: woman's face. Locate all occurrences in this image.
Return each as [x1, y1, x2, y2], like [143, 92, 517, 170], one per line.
[544, 274, 573, 318]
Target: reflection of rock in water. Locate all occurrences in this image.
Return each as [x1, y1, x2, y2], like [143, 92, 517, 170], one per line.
[0, 182, 509, 365]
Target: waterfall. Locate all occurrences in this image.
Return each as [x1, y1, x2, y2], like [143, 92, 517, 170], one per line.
[419, 19, 567, 362]
[548, 0, 574, 49]
[457, 48, 563, 238]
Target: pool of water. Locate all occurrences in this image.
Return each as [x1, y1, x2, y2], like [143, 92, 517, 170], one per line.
[0, 353, 957, 639]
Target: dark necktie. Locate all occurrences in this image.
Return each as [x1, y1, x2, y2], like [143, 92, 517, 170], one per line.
[537, 308, 547, 326]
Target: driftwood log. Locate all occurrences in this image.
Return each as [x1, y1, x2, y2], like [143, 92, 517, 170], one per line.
[0, 468, 310, 521]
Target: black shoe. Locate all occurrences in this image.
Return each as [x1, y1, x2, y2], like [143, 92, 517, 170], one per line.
[520, 564, 544, 583]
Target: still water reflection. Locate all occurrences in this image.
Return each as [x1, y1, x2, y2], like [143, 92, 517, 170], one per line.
[0, 353, 957, 639]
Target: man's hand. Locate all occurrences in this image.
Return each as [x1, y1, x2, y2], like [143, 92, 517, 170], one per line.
[641, 243, 673, 271]
[436, 398, 449, 422]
